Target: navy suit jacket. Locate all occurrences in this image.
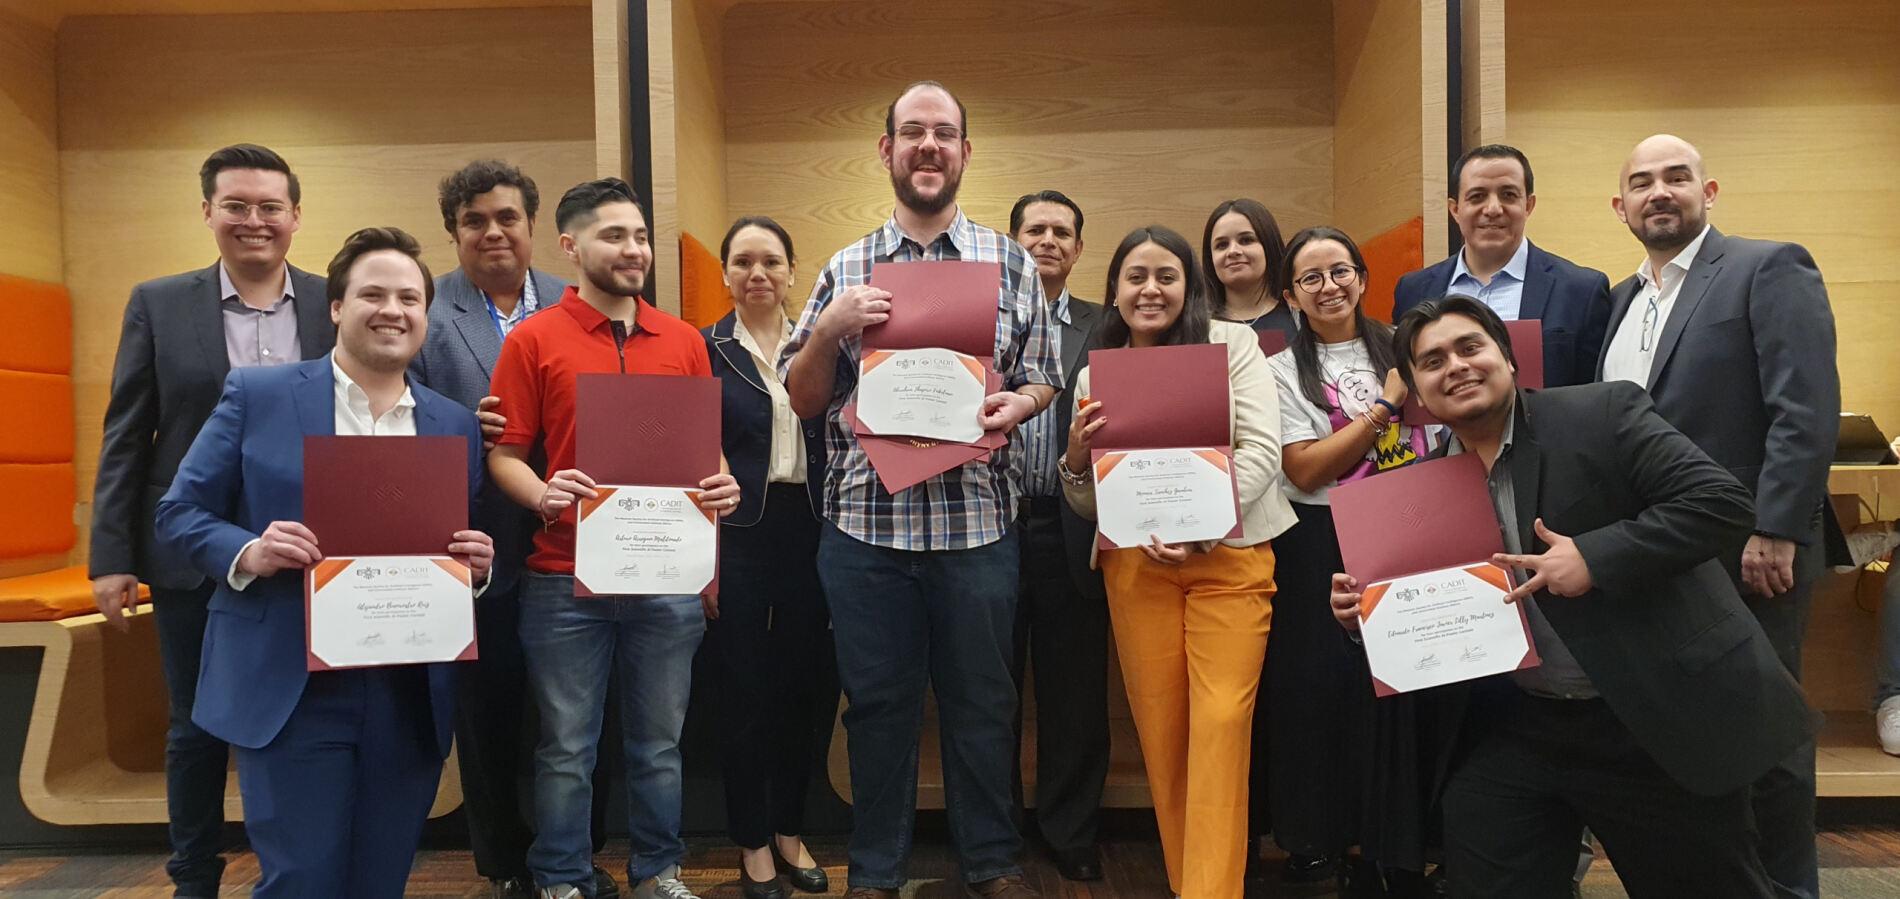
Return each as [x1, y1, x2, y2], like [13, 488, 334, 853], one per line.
[1392, 242, 1611, 388]
[704, 313, 826, 524]
[155, 358, 482, 754]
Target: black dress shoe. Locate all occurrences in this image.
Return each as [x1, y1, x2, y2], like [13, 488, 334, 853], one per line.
[739, 863, 790, 899]
[1282, 853, 1336, 884]
[771, 842, 829, 893]
[1053, 846, 1103, 882]
[593, 865, 620, 899]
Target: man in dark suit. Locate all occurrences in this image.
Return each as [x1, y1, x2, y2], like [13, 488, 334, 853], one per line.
[408, 160, 618, 899]
[156, 226, 492, 898]
[1005, 190, 1109, 881]
[1393, 144, 1611, 387]
[89, 143, 332, 899]
[1335, 296, 1812, 898]
[1599, 134, 1839, 899]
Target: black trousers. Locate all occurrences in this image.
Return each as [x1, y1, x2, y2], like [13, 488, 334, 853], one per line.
[1443, 689, 1773, 899]
[453, 579, 613, 881]
[151, 581, 230, 897]
[709, 483, 836, 849]
[1009, 497, 1110, 852]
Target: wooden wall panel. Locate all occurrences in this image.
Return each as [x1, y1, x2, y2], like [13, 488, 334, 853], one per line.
[1505, 0, 1900, 429]
[0, 0, 584, 30]
[58, 8, 596, 559]
[1333, 0, 1446, 262]
[0, 10, 61, 284]
[719, 0, 1335, 313]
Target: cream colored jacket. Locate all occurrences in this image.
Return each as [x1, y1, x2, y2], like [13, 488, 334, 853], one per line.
[1062, 320, 1298, 562]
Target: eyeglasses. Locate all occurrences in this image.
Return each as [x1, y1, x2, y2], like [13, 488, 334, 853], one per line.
[893, 124, 963, 145]
[1293, 265, 1362, 294]
[214, 201, 293, 224]
[1640, 293, 1660, 351]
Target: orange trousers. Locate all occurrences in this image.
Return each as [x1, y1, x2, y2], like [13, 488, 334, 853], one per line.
[1101, 542, 1275, 899]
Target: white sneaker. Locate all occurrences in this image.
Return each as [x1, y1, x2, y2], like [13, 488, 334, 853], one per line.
[1878, 696, 1900, 756]
[634, 866, 701, 899]
[538, 886, 583, 899]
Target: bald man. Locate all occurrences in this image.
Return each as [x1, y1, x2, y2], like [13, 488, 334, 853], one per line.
[1600, 134, 1837, 899]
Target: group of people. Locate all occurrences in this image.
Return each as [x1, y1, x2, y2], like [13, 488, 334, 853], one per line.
[87, 78, 1841, 899]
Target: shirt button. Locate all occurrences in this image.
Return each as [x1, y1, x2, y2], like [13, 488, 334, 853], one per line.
[262, 349, 272, 357]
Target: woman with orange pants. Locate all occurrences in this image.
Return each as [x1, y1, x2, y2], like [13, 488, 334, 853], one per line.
[1059, 225, 1295, 898]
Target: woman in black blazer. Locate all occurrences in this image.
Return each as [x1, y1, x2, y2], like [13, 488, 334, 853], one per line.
[701, 216, 833, 899]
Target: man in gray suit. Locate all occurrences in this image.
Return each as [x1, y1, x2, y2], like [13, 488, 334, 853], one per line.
[1005, 190, 1109, 881]
[90, 143, 333, 899]
[1600, 134, 1839, 899]
[408, 160, 614, 899]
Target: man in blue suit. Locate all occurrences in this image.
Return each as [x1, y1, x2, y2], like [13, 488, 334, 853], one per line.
[1393, 144, 1611, 387]
[156, 227, 495, 898]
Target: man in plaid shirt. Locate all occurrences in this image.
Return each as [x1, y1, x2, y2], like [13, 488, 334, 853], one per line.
[781, 81, 1059, 899]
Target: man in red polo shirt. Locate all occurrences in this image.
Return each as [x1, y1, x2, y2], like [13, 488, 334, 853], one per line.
[487, 178, 740, 899]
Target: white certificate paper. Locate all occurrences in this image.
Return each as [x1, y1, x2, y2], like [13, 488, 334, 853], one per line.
[1091, 448, 1240, 548]
[1358, 563, 1539, 695]
[855, 348, 987, 444]
[574, 485, 717, 596]
[305, 556, 475, 670]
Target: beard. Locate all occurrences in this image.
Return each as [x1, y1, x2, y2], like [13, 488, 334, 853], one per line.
[891, 164, 961, 217]
[1633, 203, 1705, 254]
[582, 260, 645, 299]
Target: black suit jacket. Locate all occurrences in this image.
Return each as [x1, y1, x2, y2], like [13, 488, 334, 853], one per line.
[1393, 241, 1612, 387]
[1468, 384, 1812, 796]
[90, 262, 332, 588]
[1050, 296, 1107, 601]
[1598, 228, 1840, 542]
[704, 313, 826, 525]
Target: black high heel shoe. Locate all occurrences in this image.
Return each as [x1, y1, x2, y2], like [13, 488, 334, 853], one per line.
[771, 840, 829, 893]
[739, 859, 788, 899]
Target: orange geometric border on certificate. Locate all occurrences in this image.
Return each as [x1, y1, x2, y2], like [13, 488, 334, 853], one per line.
[860, 349, 895, 374]
[1092, 451, 1127, 482]
[431, 558, 473, 586]
[1465, 563, 1510, 593]
[309, 557, 353, 594]
[1357, 581, 1390, 622]
[1192, 449, 1231, 473]
[578, 488, 616, 524]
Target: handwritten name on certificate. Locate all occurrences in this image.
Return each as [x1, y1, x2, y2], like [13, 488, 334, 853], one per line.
[856, 348, 987, 444]
[1092, 448, 1239, 547]
[305, 556, 475, 670]
[1357, 563, 1538, 695]
[574, 486, 717, 596]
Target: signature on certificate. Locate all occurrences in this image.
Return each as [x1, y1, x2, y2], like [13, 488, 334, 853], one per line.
[1459, 644, 1487, 663]
[404, 630, 434, 647]
[358, 633, 386, 648]
[615, 564, 641, 577]
[1414, 653, 1440, 671]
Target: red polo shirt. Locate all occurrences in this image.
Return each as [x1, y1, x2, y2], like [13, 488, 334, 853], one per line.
[490, 286, 712, 574]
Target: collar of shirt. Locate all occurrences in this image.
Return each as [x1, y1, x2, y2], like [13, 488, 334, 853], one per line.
[218, 261, 295, 308]
[1442, 396, 1519, 463]
[875, 208, 974, 259]
[733, 312, 792, 365]
[1633, 223, 1712, 291]
[1051, 288, 1072, 327]
[329, 352, 417, 435]
[557, 287, 650, 336]
[482, 272, 541, 330]
[1450, 237, 1530, 290]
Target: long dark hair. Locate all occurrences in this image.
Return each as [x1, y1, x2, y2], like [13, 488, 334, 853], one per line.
[1098, 226, 1212, 349]
[1201, 198, 1287, 319]
[1279, 226, 1398, 413]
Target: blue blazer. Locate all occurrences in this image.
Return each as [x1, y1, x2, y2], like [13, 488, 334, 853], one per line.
[155, 357, 482, 754]
[1392, 241, 1612, 388]
[704, 313, 826, 525]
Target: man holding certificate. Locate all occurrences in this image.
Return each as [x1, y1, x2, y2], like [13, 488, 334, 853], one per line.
[1330, 297, 1811, 898]
[155, 228, 494, 898]
[487, 178, 739, 899]
[780, 81, 1058, 899]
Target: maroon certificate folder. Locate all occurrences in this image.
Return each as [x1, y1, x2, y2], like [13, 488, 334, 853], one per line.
[303, 436, 467, 555]
[1085, 343, 1242, 546]
[864, 260, 1003, 356]
[1402, 318, 1544, 425]
[1257, 329, 1289, 357]
[843, 370, 1005, 494]
[574, 373, 723, 599]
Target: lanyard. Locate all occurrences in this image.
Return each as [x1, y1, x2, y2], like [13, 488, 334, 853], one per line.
[483, 275, 540, 337]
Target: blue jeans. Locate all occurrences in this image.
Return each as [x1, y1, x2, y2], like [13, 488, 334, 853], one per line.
[818, 525, 1023, 888]
[518, 573, 705, 894]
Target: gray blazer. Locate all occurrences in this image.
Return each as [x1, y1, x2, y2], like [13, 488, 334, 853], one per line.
[1052, 296, 1107, 601]
[1597, 228, 1840, 541]
[90, 262, 332, 588]
[408, 266, 568, 593]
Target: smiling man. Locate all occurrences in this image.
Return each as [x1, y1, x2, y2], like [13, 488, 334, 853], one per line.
[1600, 133, 1840, 899]
[1393, 145, 1611, 387]
[780, 81, 1058, 899]
[1332, 296, 1810, 899]
[90, 143, 334, 899]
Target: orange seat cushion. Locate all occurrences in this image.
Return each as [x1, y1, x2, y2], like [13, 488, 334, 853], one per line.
[0, 371, 74, 463]
[0, 274, 73, 375]
[0, 463, 76, 559]
[678, 231, 733, 329]
[0, 565, 147, 622]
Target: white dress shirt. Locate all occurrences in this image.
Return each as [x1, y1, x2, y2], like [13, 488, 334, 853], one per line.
[734, 315, 807, 485]
[227, 355, 419, 589]
[1601, 225, 1712, 387]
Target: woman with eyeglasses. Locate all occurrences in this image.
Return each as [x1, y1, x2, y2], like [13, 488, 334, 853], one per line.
[701, 216, 835, 899]
[1262, 226, 1433, 891]
[1060, 225, 1295, 899]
